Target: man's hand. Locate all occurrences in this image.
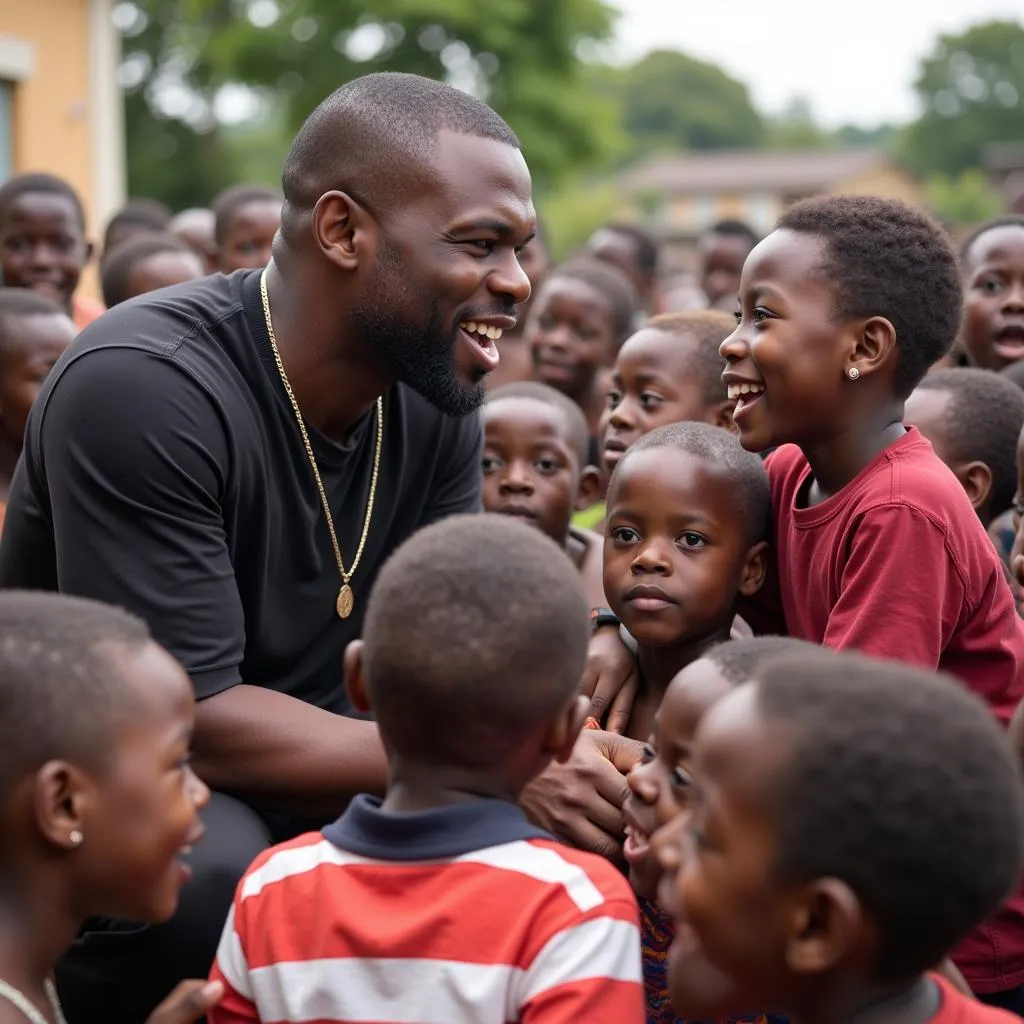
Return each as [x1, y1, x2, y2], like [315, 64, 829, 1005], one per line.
[520, 729, 643, 863]
[146, 981, 224, 1024]
[580, 626, 639, 734]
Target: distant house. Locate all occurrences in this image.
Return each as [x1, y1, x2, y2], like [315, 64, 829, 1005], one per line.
[620, 148, 923, 239]
[0, 0, 125, 245]
[984, 142, 1024, 213]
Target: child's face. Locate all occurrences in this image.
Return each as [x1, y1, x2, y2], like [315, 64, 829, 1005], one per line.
[903, 386, 955, 466]
[601, 328, 722, 475]
[76, 641, 208, 923]
[653, 684, 793, 1020]
[0, 192, 90, 311]
[960, 226, 1024, 371]
[0, 312, 76, 451]
[482, 397, 581, 545]
[220, 199, 281, 273]
[722, 229, 852, 454]
[604, 447, 763, 650]
[699, 233, 752, 309]
[528, 278, 616, 396]
[623, 657, 732, 899]
[128, 250, 206, 302]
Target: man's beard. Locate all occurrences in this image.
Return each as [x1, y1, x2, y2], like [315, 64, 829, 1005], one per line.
[352, 243, 486, 417]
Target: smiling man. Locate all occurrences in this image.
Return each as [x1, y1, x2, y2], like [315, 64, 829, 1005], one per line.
[0, 73, 640, 1023]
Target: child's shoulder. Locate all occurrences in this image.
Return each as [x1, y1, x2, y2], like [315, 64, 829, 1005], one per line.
[523, 836, 639, 909]
[239, 829, 334, 890]
[929, 973, 1021, 1023]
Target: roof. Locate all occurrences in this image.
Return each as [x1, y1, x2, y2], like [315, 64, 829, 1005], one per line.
[621, 148, 895, 196]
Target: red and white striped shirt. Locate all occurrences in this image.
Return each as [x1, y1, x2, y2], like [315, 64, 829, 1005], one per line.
[209, 795, 643, 1024]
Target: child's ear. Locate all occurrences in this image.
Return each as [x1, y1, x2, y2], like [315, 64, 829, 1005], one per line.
[343, 639, 372, 714]
[575, 466, 604, 512]
[955, 460, 993, 514]
[739, 540, 768, 596]
[33, 760, 93, 852]
[848, 316, 897, 382]
[546, 694, 590, 763]
[707, 399, 738, 435]
[786, 878, 867, 977]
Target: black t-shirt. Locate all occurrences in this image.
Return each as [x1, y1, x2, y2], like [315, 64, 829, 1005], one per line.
[0, 270, 482, 715]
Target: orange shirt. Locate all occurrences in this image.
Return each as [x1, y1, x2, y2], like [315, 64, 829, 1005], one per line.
[72, 295, 105, 331]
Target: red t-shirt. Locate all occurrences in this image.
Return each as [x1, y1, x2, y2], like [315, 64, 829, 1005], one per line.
[929, 974, 1020, 1023]
[751, 430, 1024, 993]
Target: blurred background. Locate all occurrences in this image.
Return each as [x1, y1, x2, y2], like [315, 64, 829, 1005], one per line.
[1, 0, 1022, 269]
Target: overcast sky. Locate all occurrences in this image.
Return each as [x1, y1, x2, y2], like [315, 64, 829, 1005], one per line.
[610, 0, 1024, 127]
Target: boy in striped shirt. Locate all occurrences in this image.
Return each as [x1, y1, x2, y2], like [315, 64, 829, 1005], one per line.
[209, 514, 644, 1024]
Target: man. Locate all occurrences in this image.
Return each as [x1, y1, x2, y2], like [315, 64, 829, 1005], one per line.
[0, 73, 639, 1022]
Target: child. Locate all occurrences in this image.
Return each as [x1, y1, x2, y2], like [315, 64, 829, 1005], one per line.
[588, 196, 1024, 1002]
[0, 590, 218, 1024]
[103, 198, 173, 256]
[586, 222, 660, 316]
[169, 208, 218, 273]
[957, 215, 1024, 372]
[0, 173, 102, 330]
[101, 234, 206, 308]
[483, 382, 605, 606]
[696, 219, 759, 311]
[529, 259, 638, 448]
[601, 310, 737, 478]
[212, 184, 282, 273]
[603, 422, 768, 745]
[208, 515, 644, 1024]
[0, 289, 76, 522]
[625, 636, 808, 1024]
[653, 647, 1024, 1024]
[904, 368, 1024, 530]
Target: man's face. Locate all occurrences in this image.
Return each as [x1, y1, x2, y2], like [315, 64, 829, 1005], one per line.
[352, 131, 535, 417]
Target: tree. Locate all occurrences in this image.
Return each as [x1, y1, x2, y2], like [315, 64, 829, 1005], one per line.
[115, 0, 621, 207]
[926, 169, 1004, 228]
[900, 19, 1024, 177]
[607, 49, 764, 158]
[765, 96, 830, 150]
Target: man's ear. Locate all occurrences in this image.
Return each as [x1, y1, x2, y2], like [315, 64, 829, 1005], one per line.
[344, 640, 372, 714]
[576, 466, 604, 512]
[312, 190, 377, 273]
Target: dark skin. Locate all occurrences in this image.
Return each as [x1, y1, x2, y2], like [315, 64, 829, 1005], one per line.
[603, 447, 766, 741]
[0, 312, 76, 497]
[959, 225, 1024, 372]
[219, 200, 282, 273]
[587, 228, 654, 309]
[0, 193, 93, 316]
[699, 232, 754, 309]
[652, 685, 943, 1024]
[170, 209, 218, 273]
[0, 641, 220, 1024]
[127, 250, 206, 302]
[481, 396, 604, 606]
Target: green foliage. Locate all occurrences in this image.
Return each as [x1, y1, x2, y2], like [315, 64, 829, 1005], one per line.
[765, 97, 830, 150]
[537, 176, 621, 260]
[926, 168, 1004, 227]
[900, 19, 1024, 177]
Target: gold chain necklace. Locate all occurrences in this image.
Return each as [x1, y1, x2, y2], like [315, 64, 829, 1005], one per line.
[260, 269, 383, 619]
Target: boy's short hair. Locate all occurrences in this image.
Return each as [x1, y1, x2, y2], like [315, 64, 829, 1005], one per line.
[705, 636, 817, 686]
[613, 422, 770, 546]
[646, 310, 734, 406]
[755, 648, 1024, 981]
[101, 233, 196, 308]
[959, 214, 1024, 262]
[102, 198, 172, 251]
[547, 259, 638, 350]
[362, 515, 589, 770]
[486, 381, 591, 467]
[0, 288, 66, 357]
[0, 591, 152, 795]
[0, 173, 86, 231]
[777, 196, 961, 399]
[704, 219, 759, 248]
[213, 184, 282, 246]
[916, 368, 1024, 516]
[602, 223, 660, 273]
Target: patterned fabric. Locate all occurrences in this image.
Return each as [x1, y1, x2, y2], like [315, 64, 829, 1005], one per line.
[640, 898, 788, 1024]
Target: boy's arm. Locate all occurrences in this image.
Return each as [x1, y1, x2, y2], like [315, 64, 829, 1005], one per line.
[824, 505, 962, 669]
[518, 895, 644, 1024]
[208, 903, 260, 1024]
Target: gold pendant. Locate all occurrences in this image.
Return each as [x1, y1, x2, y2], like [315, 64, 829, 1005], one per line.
[337, 584, 354, 619]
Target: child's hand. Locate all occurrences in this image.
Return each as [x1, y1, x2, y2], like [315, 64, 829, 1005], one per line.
[581, 626, 639, 734]
[146, 980, 223, 1024]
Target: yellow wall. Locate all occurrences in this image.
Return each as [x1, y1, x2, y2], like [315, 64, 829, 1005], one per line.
[831, 166, 925, 207]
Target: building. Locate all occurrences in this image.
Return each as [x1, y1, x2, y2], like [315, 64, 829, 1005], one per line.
[0, 0, 125, 248]
[620, 147, 923, 242]
[984, 142, 1024, 214]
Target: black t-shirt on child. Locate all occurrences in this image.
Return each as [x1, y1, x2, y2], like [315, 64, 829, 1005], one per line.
[0, 271, 483, 715]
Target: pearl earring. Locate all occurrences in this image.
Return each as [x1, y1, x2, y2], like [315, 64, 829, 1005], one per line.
[848, 367, 861, 381]
[69, 830, 83, 847]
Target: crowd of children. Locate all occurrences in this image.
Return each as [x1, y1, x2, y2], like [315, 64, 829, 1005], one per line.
[1, 68, 1024, 1024]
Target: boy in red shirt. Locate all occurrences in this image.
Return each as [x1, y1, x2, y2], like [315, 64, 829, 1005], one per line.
[587, 195, 1024, 1003]
[652, 648, 1024, 1024]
